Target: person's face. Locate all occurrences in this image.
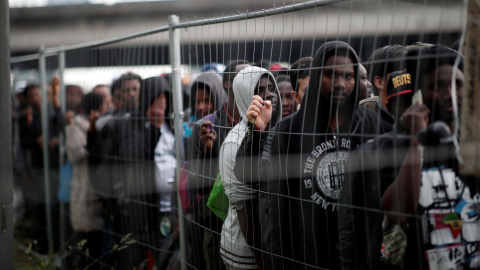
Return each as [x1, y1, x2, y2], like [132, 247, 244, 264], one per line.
[296, 76, 309, 103]
[424, 64, 464, 124]
[66, 89, 83, 113]
[16, 92, 25, 106]
[97, 102, 108, 116]
[94, 86, 113, 112]
[195, 88, 215, 119]
[320, 56, 355, 107]
[374, 73, 392, 108]
[112, 88, 123, 111]
[146, 94, 167, 126]
[27, 88, 41, 110]
[254, 75, 277, 112]
[120, 79, 141, 111]
[359, 64, 373, 100]
[278, 81, 296, 117]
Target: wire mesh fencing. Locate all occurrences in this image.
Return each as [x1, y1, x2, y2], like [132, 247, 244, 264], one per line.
[10, 0, 478, 269]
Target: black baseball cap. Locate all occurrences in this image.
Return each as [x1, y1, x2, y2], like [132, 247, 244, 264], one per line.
[386, 70, 413, 101]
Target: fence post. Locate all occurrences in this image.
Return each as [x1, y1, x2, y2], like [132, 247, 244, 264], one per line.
[0, 0, 13, 268]
[39, 46, 54, 253]
[169, 14, 187, 270]
[58, 49, 66, 254]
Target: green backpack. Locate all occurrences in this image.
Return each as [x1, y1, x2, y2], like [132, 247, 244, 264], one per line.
[207, 172, 230, 221]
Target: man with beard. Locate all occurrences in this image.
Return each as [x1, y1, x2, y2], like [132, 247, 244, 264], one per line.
[338, 45, 476, 270]
[275, 74, 297, 117]
[235, 41, 382, 269]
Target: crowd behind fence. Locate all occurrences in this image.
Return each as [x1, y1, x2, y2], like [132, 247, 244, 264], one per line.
[9, 0, 479, 269]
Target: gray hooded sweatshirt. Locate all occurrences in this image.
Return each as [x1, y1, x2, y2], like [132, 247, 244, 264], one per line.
[189, 70, 227, 119]
[219, 66, 282, 268]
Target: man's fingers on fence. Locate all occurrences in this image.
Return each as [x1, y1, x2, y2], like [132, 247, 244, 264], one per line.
[201, 120, 213, 128]
[247, 110, 258, 123]
[401, 104, 431, 135]
[247, 110, 258, 120]
[201, 132, 214, 140]
[200, 125, 212, 136]
[248, 105, 262, 114]
[264, 100, 272, 111]
[211, 130, 217, 141]
[250, 99, 265, 110]
[251, 95, 264, 104]
[247, 103, 262, 124]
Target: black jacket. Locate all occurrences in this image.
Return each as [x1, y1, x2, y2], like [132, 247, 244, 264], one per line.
[338, 127, 480, 270]
[19, 104, 64, 169]
[89, 76, 174, 269]
[338, 132, 410, 270]
[235, 41, 382, 270]
[186, 106, 237, 234]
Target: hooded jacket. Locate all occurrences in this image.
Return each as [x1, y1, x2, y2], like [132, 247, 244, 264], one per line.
[186, 70, 229, 195]
[189, 70, 227, 119]
[231, 66, 282, 122]
[234, 41, 382, 270]
[86, 76, 174, 269]
[338, 46, 471, 270]
[141, 76, 172, 129]
[185, 69, 241, 239]
[219, 66, 282, 268]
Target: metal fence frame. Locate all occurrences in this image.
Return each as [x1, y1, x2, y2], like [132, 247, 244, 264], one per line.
[8, 1, 341, 268]
[1, 1, 13, 269]
[21, 0, 480, 269]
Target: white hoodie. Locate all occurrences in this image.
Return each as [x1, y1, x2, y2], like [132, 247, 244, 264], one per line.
[219, 66, 282, 268]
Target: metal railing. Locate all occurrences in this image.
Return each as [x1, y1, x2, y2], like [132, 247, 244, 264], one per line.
[7, 0, 467, 269]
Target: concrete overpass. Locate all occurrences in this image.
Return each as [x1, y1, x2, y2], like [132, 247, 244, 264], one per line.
[10, 0, 464, 55]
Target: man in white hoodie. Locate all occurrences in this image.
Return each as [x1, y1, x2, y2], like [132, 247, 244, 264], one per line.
[219, 66, 282, 270]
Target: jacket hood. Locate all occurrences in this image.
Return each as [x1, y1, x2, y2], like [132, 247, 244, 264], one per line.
[232, 66, 282, 125]
[190, 70, 227, 114]
[141, 76, 172, 128]
[141, 76, 171, 114]
[298, 41, 360, 134]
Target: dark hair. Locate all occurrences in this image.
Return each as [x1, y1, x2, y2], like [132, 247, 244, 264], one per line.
[111, 72, 142, 96]
[405, 44, 464, 92]
[161, 73, 172, 84]
[289, 57, 313, 93]
[93, 84, 110, 93]
[366, 45, 407, 95]
[254, 59, 272, 69]
[66, 85, 84, 96]
[222, 60, 250, 84]
[81, 92, 104, 114]
[141, 76, 171, 116]
[273, 68, 289, 77]
[276, 74, 291, 84]
[23, 83, 40, 97]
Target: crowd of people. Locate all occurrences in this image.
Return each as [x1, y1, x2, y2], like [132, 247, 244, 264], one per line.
[12, 38, 478, 270]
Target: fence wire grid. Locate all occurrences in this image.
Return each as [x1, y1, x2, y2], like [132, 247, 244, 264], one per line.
[9, 0, 479, 269]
